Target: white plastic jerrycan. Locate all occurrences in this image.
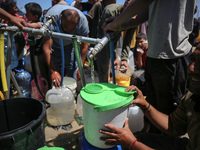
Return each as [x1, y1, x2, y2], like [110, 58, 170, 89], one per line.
[128, 104, 144, 133]
[80, 83, 136, 149]
[45, 86, 75, 126]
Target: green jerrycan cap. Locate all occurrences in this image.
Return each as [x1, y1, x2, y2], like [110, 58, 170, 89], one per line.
[37, 146, 65, 150]
[80, 83, 136, 111]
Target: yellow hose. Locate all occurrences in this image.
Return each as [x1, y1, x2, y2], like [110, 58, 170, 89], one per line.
[0, 91, 4, 100]
[0, 33, 8, 94]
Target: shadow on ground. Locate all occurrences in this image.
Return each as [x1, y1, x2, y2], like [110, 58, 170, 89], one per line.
[45, 121, 84, 150]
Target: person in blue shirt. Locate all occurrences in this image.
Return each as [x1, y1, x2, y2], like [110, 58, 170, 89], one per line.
[42, 4, 89, 87]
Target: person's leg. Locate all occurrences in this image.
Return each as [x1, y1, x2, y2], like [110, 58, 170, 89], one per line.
[146, 55, 189, 115]
[135, 133, 189, 150]
[96, 4, 123, 83]
[96, 34, 121, 83]
[96, 42, 111, 83]
[65, 46, 77, 78]
[145, 54, 190, 133]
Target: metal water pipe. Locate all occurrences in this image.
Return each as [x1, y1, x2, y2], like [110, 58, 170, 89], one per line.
[72, 35, 86, 87]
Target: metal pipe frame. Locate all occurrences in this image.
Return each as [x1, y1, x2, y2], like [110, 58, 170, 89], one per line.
[0, 25, 111, 88]
[0, 25, 101, 44]
[72, 35, 86, 86]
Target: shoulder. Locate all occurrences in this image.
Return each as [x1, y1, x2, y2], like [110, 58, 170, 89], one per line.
[103, 4, 123, 15]
[93, 2, 103, 8]
[104, 4, 123, 11]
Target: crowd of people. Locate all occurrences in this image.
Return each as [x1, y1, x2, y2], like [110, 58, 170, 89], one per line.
[0, 0, 200, 149]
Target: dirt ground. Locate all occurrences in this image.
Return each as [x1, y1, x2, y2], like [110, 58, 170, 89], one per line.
[45, 119, 84, 150]
[45, 104, 84, 150]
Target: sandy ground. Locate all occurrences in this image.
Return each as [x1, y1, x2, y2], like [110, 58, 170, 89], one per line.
[45, 119, 84, 150]
[45, 104, 84, 150]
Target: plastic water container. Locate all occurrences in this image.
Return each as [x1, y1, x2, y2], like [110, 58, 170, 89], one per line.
[45, 86, 75, 126]
[62, 77, 77, 94]
[31, 74, 48, 100]
[15, 70, 32, 98]
[80, 83, 136, 149]
[81, 132, 122, 150]
[111, 49, 135, 87]
[128, 104, 144, 133]
[77, 93, 83, 117]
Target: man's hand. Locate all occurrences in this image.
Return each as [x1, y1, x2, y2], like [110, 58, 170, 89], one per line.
[100, 118, 136, 149]
[137, 48, 144, 56]
[51, 71, 61, 87]
[102, 16, 118, 33]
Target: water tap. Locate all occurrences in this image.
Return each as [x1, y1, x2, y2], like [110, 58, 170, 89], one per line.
[41, 15, 55, 32]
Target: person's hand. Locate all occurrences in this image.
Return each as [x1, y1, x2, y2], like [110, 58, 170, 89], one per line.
[10, 16, 27, 30]
[137, 48, 144, 56]
[126, 85, 149, 109]
[76, 69, 81, 81]
[74, 1, 82, 10]
[119, 60, 128, 73]
[51, 71, 61, 87]
[114, 57, 120, 70]
[102, 17, 118, 33]
[99, 118, 136, 149]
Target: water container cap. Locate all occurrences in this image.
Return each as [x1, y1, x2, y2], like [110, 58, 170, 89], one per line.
[80, 83, 136, 111]
[37, 146, 65, 150]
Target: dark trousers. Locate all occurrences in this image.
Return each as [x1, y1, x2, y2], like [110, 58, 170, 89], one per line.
[135, 133, 189, 150]
[145, 52, 191, 115]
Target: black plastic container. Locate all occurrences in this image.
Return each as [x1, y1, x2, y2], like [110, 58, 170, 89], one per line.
[0, 98, 47, 150]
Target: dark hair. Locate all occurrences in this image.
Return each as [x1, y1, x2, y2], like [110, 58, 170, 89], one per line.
[1, 0, 16, 12]
[25, 2, 42, 19]
[61, 9, 79, 20]
[136, 33, 147, 40]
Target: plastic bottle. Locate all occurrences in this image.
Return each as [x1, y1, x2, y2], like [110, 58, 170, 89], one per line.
[15, 58, 32, 98]
[45, 86, 75, 126]
[128, 104, 144, 133]
[111, 48, 135, 87]
[4, 31, 18, 69]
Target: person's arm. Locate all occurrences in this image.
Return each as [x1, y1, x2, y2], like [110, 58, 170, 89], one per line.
[100, 118, 154, 150]
[27, 22, 42, 29]
[80, 35, 90, 65]
[0, 8, 27, 29]
[119, 28, 137, 73]
[103, 0, 152, 32]
[126, 86, 170, 134]
[42, 36, 61, 87]
[136, 49, 144, 68]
